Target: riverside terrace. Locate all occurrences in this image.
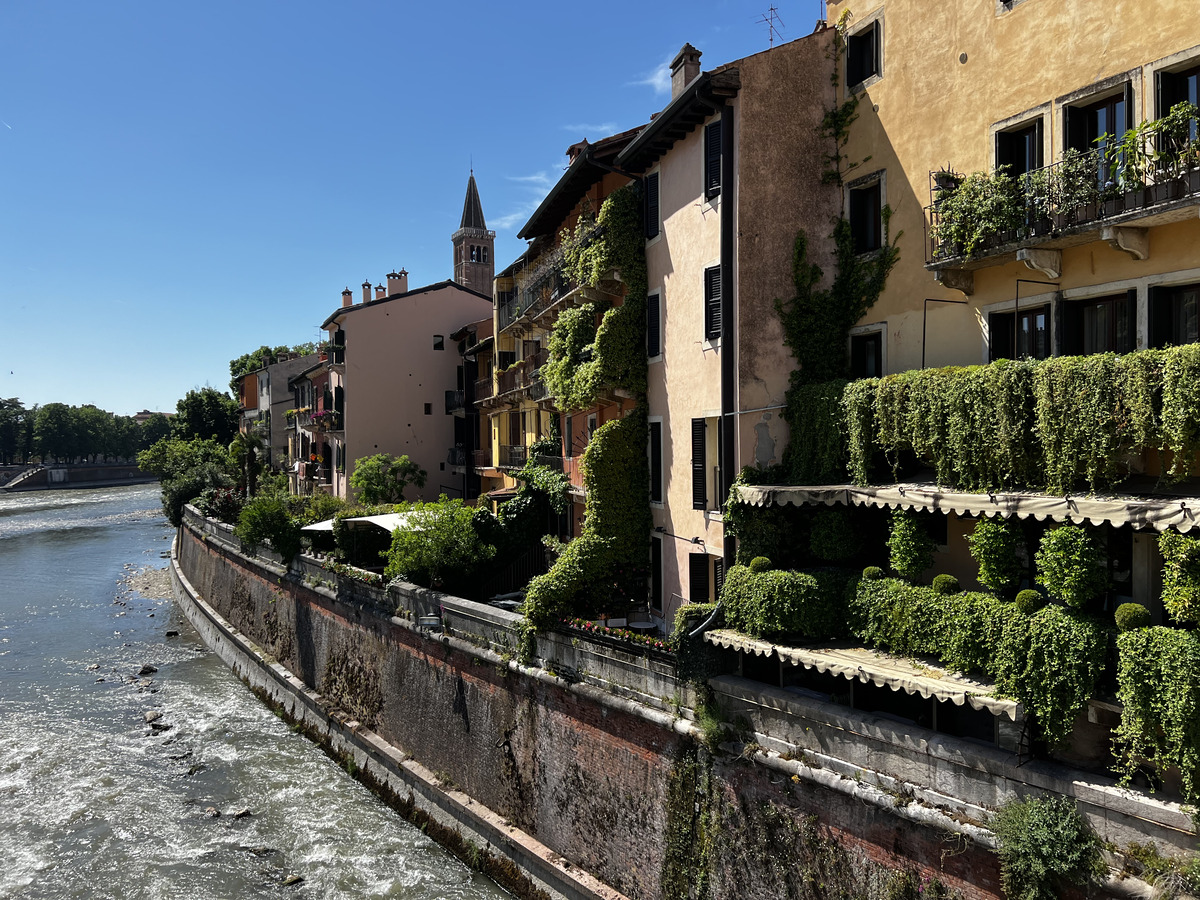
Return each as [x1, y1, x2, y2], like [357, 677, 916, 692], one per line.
[177, 503, 1196, 897]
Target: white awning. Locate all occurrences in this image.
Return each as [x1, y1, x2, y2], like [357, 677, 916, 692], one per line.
[300, 512, 416, 534]
[704, 630, 1021, 720]
[735, 482, 1200, 533]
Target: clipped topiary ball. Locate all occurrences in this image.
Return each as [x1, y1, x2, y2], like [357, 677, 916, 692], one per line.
[931, 573, 960, 595]
[749, 556, 772, 573]
[1114, 602, 1151, 632]
[1015, 589, 1047, 615]
[862, 565, 885, 580]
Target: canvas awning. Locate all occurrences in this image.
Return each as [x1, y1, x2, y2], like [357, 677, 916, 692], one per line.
[301, 519, 334, 532]
[735, 482, 1200, 533]
[704, 630, 1021, 720]
[300, 512, 416, 534]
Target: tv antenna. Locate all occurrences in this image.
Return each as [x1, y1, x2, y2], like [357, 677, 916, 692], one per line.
[757, 6, 785, 48]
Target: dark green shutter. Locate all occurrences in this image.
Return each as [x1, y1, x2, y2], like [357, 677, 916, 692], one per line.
[692, 418, 707, 509]
[689, 553, 709, 602]
[651, 538, 663, 610]
[1148, 286, 1171, 348]
[705, 121, 722, 200]
[647, 292, 661, 357]
[704, 267, 722, 341]
[649, 421, 663, 502]
[1122, 288, 1138, 354]
[645, 173, 660, 239]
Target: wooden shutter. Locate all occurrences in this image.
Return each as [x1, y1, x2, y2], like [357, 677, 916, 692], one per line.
[705, 121, 722, 200]
[691, 418, 707, 509]
[713, 557, 725, 600]
[704, 267, 722, 341]
[1064, 104, 1088, 153]
[647, 292, 661, 357]
[564, 414, 573, 457]
[689, 553, 710, 602]
[645, 173, 660, 239]
[649, 421, 663, 502]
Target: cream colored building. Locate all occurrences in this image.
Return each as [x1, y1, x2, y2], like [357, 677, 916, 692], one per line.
[615, 37, 840, 622]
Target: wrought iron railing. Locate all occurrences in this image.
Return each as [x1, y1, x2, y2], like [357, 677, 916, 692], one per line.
[927, 147, 1200, 264]
[445, 389, 466, 415]
[498, 444, 527, 469]
[446, 447, 468, 467]
[474, 377, 494, 402]
[497, 223, 604, 331]
[472, 448, 491, 469]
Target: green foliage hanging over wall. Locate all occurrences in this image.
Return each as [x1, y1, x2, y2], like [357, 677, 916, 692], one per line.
[886, 509, 934, 582]
[542, 185, 649, 411]
[777, 345, 1200, 494]
[1160, 530, 1200, 623]
[851, 578, 1107, 746]
[721, 564, 849, 641]
[523, 409, 651, 629]
[782, 380, 848, 484]
[1116, 626, 1200, 808]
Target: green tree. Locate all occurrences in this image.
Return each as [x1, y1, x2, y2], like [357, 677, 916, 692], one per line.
[139, 413, 173, 448]
[172, 387, 239, 445]
[229, 431, 266, 497]
[138, 436, 237, 525]
[383, 497, 495, 591]
[0, 398, 25, 465]
[349, 452, 427, 504]
[34, 403, 77, 463]
[75, 404, 113, 462]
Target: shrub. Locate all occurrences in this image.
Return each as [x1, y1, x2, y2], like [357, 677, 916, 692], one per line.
[968, 516, 1025, 595]
[723, 566, 845, 640]
[862, 565, 885, 580]
[196, 485, 243, 524]
[1159, 531, 1200, 624]
[749, 556, 772, 573]
[1035, 525, 1107, 608]
[887, 509, 934, 582]
[991, 794, 1104, 900]
[236, 494, 302, 565]
[1116, 627, 1200, 807]
[1015, 589, 1046, 615]
[383, 496, 495, 592]
[809, 508, 863, 562]
[931, 574, 960, 595]
[1114, 602, 1151, 632]
[349, 453, 427, 504]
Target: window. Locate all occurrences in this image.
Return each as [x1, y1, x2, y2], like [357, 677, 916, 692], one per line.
[647, 292, 662, 358]
[850, 330, 883, 377]
[1065, 85, 1131, 186]
[650, 535, 663, 611]
[703, 266, 722, 341]
[424, 403, 432, 415]
[645, 172, 660, 239]
[433, 335, 445, 351]
[846, 20, 880, 87]
[1149, 282, 1200, 347]
[848, 178, 882, 253]
[989, 305, 1049, 361]
[1157, 63, 1199, 143]
[1058, 291, 1136, 356]
[996, 120, 1044, 176]
[649, 420, 663, 502]
[704, 121, 722, 201]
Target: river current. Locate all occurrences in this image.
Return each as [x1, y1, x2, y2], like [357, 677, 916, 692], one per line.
[0, 484, 509, 900]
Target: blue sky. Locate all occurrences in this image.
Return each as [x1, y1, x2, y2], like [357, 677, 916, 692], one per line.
[0, 1, 824, 416]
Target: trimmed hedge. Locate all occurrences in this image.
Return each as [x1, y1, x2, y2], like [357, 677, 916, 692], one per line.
[851, 578, 1107, 745]
[722, 565, 853, 641]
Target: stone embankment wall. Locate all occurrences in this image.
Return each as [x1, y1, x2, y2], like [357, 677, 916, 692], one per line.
[174, 509, 1146, 900]
[2, 463, 155, 491]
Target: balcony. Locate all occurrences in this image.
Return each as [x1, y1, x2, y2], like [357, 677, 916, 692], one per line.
[445, 389, 466, 416]
[926, 144, 1200, 291]
[309, 410, 341, 433]
[447, 446, 468, 471]
[497, 444, 527, 469]
[498, 223, 615, 334]
[472, 447, 492, 470]
[492, 348, 551, 405]
[474, 376, 494, 403]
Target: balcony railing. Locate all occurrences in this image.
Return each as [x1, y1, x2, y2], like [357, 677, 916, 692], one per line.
[926, 146, 1200, 266]
[474, 376, 494, 402]
[472, 448, 492, 469]
[497, 223, 604, 331]
[447, 446, 468, 467]
[498, 444, 527, 469]
[445, 389, 466, 415]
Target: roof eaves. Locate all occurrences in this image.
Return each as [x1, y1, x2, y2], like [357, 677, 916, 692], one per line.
[615, 69, 741, 173]
[320, 279, 492, 329]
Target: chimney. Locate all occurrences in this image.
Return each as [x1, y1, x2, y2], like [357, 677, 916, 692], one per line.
[341, 287, 353, 308]
[362, 279, 372, 304]
[670, 43, 702, 98]
[375, 283, 386, 300]
[387, 269, 409, 295]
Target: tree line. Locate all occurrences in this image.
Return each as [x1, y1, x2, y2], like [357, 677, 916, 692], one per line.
[0, 386, 242, 467]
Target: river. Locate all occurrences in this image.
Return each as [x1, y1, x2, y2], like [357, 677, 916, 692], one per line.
[0, 484, 510, 900]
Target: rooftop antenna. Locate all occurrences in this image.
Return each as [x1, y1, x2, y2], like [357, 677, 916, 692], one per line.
[757, 5, 785, 48]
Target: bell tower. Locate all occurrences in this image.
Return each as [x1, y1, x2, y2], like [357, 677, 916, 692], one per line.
[452, 171, 495, 293]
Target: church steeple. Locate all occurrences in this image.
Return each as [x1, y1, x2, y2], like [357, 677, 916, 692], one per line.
[452, 171, 495, 293]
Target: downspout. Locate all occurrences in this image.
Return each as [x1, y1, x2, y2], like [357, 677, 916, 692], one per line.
[719, 102, 737, 572]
